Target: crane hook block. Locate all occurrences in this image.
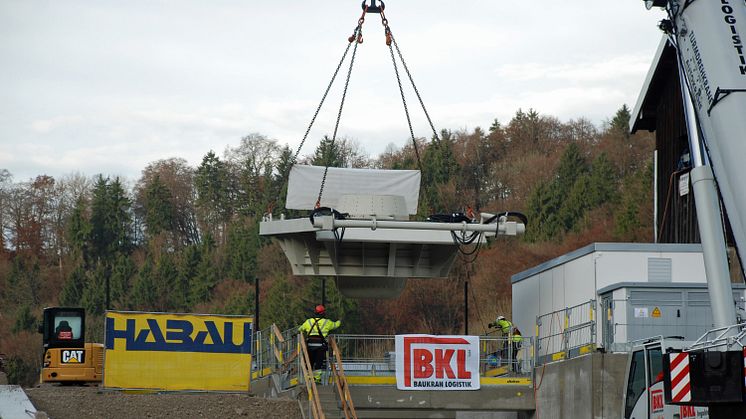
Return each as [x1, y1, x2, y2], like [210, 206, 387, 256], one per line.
[362, 0, 385, 14]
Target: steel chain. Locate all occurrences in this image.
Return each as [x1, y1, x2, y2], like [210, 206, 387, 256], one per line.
[387, 36, 422, 172]
[292, 27, 360, 165]
[391, 33, 440, 141]
[379, 10, 432, 172]
[315, 16, 365, 208]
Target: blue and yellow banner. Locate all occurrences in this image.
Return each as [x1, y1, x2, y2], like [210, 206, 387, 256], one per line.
[103, 311, 253, 392]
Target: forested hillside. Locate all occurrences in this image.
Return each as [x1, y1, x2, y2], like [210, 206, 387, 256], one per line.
[0, 105, 653, 385]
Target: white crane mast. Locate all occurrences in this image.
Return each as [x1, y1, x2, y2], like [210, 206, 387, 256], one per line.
[644, 0, 746, 328]
[670, 0, 746, 258]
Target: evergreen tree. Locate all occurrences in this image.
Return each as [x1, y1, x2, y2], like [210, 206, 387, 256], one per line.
[109, 178, 133, 254]
[178, 244, 201, 309]
[154, 251, 180, 310]
[60, 264, 87, 307]
[555, 143, 589, 194]
[222, 288, 256, 315]
[419, 131, 459, 213]
[489, 118, 502, 134]
[7, 255, 41, 306]
[263, 276, 303, 331]
[526, 143, 590, 241]
[312, 136, 344, 167]
[89, 176, 132, 262]
[189, 238, 219, 305]
[110, 254, 136, 309]
[558, 175, 592, 232]
[12, 304, 37, 334]
[144, 174, 175, 237]
[195, 151, 231, 242]
[273, 145, 294, 211]
[587, 153, 618, 207]
[81, 262, 107, 315]
[130, 254, 157, 310]
[89, 177, 110, 261]
[609, 104, 632, 140]
[614, 163, 653, 240]
[525, 181, 562, 241]
[224, 219, 260, 282]
[67, 196, 91, 265]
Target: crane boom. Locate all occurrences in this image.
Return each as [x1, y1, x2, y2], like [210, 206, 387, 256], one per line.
[667, 0, 746, 268]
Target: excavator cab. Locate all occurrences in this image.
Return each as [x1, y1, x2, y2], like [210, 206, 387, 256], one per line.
[38, 307, 103, 384]
[40, 307, 85, 350]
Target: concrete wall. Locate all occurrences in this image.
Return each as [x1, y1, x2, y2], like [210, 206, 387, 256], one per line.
[532, 353, 627, 419]
[350, 385, 535, 411]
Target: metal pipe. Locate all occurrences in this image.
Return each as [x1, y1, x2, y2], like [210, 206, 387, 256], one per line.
[464, 279, 469, 335]
[674, 35, 738, 329]
[677, 56, 706, 168]
[255, 276, 260, 332]
[313, 216, 526, 235]
[690, 166, 737, 327]
[653, 150, 658, 242]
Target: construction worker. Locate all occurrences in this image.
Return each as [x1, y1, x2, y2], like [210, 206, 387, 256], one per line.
[488, 315, 522, 371]
[298, 305, 341, 372]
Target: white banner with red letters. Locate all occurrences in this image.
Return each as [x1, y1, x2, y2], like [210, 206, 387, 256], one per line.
[395, 334, 480, 391]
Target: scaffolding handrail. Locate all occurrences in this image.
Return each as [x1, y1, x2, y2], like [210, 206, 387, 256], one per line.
[332, 334, 534, 378]
[686, 322, 746, 351]
[299, 335, 325, 419]
[256, 331, 534, 388]
[329, 336, 358, 419]
[254, 324, 300, 381]
[535, 299, 597, 365]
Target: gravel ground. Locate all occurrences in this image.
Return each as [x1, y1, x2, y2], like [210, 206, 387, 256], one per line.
[25, 385, 302, 419]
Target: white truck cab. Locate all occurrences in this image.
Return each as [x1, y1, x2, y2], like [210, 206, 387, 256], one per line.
[623, 338, 708, 419]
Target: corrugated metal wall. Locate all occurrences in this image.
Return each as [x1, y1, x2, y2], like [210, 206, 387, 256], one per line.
[653, 73, 700, 244]
[651, 59, 743, 282]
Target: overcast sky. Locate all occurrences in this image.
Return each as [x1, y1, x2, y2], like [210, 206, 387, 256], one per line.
[0, 1, 667, 182]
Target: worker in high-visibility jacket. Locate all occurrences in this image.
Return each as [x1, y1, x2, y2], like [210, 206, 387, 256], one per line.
[488, 315, 522, 371]
[298, 305, 341, 371]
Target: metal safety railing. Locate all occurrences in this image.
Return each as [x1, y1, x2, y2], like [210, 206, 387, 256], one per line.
[478, 335, 535, 377]
[253, 324, 301, 385]
[332, 334, 534, 379]
[255, 329, 535, 395]
[686, 322, 746, 351]
[332, 335, 395, 376]
[535, 299, 597, 365]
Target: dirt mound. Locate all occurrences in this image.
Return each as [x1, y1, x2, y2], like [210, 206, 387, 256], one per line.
[25, 385, 302, 419]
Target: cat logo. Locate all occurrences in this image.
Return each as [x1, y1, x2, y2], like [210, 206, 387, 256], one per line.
[61, 350, 85, 364]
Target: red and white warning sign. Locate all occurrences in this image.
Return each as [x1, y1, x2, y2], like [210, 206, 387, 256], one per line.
[669, 352, 691, 403]
[395, 335, 480, 391]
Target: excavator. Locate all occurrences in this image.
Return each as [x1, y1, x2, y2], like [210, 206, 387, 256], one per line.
[38, 307, 103, 384]
[622, 1, 746, 418]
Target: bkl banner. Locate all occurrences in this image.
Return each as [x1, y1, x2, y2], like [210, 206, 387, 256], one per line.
[395, 335, 480, 390]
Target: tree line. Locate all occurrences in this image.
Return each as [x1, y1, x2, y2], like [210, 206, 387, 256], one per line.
[0, 105, 654, 385]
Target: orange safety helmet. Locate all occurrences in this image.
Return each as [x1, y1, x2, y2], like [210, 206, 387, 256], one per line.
[315, 304, 326, 315]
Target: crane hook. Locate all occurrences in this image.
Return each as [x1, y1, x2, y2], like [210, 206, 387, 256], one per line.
[362, 0, 385, 14]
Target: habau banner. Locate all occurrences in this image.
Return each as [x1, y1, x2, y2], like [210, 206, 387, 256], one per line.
[395, 335, 480, 391]
[104, 311, 253, 392]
